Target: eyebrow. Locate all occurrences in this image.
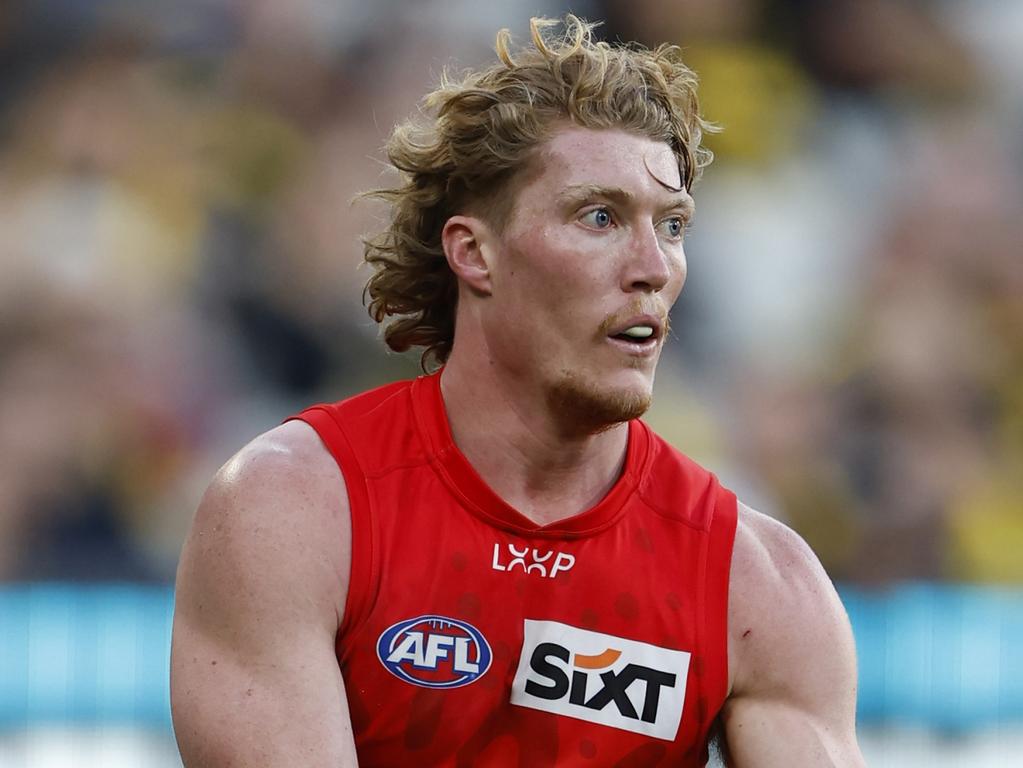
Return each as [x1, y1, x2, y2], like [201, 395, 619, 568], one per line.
[556, 184, 696, 219]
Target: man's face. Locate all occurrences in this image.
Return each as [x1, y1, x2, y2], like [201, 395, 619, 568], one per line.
[479, 125, 692, 434]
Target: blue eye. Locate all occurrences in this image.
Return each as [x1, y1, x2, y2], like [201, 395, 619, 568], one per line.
[581, 208, 613, 229]
[660, 217, 685, 239]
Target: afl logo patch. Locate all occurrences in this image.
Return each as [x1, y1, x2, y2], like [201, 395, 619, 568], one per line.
[377, 615, 492, 689]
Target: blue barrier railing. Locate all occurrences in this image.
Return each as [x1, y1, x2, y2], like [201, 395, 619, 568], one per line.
[0, 583, 1020, 729]
[843, 583, 1023, 729]
[0, 585, 173, 728]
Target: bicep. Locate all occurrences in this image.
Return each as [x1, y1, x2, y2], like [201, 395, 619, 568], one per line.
[721, 695, 861, 767]
[171, 599, 356, 767]
[170, 425, 358, 767]
[722, 508, 865, 767]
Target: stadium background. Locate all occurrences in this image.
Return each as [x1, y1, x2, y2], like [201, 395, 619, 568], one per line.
[1, 0, 1021, 765]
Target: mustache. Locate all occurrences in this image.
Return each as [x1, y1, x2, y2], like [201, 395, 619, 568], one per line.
[598, 301, 671, 337]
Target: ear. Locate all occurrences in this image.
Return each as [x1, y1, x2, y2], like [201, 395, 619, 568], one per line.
[442, 215, 493, 296]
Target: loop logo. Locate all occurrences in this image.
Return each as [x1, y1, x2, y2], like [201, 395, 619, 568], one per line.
[510, 620, 690, 740]
[492, 543, 575, 578]
[377, 615, 492, 689]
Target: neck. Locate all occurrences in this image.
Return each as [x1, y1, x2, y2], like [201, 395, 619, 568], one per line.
[439, 354, 630, 527]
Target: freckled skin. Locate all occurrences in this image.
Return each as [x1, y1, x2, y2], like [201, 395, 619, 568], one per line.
[170, 126, 865, 767]
[170, 420, 358, 766]
[719, 505, 866, 766]
[467, 128, 689, 432]
[439, 127, 694, 525]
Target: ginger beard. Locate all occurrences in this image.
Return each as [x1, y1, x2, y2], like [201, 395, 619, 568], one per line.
[475, 128, 688, 439]
[544, 309, 671, 437]
[545, 373, 652, 436]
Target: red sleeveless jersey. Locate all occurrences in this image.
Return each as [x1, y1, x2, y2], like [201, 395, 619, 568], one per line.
[290, 372, 737, 767]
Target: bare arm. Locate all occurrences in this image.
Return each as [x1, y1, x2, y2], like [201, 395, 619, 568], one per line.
[170, 420, 359, 767]
[721, 505, 865, 767]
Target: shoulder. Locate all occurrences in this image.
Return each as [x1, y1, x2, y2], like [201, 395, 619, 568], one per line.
[175, 420, 350, 641]
[197, 419, 349, 559]
[729, 503, 836, 608]
[206, 419, 348, 518]
[727, 503, 856, 704]
[170, 421, 360, 765]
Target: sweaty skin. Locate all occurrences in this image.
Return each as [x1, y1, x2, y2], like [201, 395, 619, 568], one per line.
[170, 126, 866, 766]
[723, 505, 864, 766]
[171, 421, 358, 766]
[438, 127, 689, 525]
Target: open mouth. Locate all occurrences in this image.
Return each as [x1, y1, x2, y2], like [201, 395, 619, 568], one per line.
[609, 325, 658, 349]
[612, 326, 655, 343]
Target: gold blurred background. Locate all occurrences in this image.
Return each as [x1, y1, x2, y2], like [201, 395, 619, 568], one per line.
[0, 0, 1020, 764]
[3, 0, 1018, 587]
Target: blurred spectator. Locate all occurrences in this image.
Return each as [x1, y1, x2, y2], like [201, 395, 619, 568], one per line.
[0, 0, 1019, 588]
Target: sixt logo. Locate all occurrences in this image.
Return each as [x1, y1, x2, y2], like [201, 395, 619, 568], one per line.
[510, 620, 690, 740]
[377, 615, 492, 689]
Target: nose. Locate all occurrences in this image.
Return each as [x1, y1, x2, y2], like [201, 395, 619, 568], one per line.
[622, 225, 679, 294]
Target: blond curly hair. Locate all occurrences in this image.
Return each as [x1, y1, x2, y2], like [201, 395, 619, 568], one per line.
[363, 15, 713, 370]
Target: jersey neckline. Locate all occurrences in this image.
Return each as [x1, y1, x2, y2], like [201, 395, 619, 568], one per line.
[410, 370, 650, 538]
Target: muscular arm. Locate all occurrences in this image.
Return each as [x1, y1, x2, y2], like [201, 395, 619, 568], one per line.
[170, 421, 359, 767]
[721, 505, 865, 767]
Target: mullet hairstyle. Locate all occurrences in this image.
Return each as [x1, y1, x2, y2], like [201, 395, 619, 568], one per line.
[363, 15, 714, 370]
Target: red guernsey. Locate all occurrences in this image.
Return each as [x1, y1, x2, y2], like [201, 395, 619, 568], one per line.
[290, 371, 737, 767]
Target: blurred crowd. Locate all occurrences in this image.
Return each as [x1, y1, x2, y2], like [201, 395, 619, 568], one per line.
[0, 0, 1020, 586]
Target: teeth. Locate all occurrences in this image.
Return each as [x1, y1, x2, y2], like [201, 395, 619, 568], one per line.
[621, 326, 654, 339]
